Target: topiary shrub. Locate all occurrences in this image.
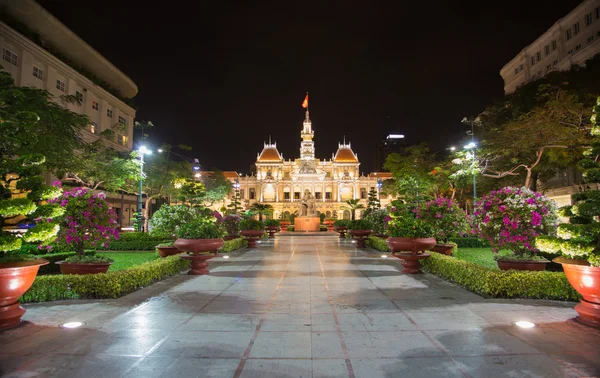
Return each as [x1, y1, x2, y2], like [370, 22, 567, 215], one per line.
[148, 204, 199, 239]
[239, 218, 264, 230]
[220, 237, 248, 252]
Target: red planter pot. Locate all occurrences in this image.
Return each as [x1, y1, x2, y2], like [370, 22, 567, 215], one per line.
[385, 237, 436, 254]
[0, 259, 48, 330]
[56, 261, 112, 275]
[431, 243, 455, 256]
[349, 229, 372, 248]
[323, 221, 334, 232]
[180, 254, 216, 275]
[497, 260, 547, 271]
[156, 246, 181, 258]
[554, 257, 600, 328]
[174, 238, 224, 254]
[392, 253, 431, 274]
[280, 221, 290, 232]
[265, 226, 279, 238]
[240, 230, 265, 248]
[334, 226, 348, 239]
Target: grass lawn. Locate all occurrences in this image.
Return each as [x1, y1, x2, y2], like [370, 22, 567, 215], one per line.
[452, 248, 513, 270]
[97, 251, 158, 272]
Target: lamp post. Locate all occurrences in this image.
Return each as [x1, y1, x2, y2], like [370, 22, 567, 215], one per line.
[137, 146, 152, 232]
[464, 142, 477, 206]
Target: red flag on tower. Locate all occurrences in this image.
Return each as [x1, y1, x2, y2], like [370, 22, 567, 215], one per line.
[302, 93, 308, 109]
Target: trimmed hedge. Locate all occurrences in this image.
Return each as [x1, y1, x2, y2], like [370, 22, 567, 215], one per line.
[36, 251, 96, 275]
[287, 226, 295, 231]
[366, 236, 389, 251]
[21, 255, 189, 303]
[221, 237, 248, 252]
[420, 252, 580, 301]
[448, 237, 490, 248]
[100, 240, 169, 251]
[118, 232, 167, 242]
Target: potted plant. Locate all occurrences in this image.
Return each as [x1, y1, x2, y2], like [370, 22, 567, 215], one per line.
[473, 186, 558, 271]
[239, 218, 264, 248]
[221, 214, 242, 240]
[155, 240, 180, 258]
[174, 220, 224, 275]
[53, 187, 118, 275]
[348, 219, 373, 248]
[386, 207, 436, 274]
[334, 219, 349, 239]
[264, 219, 281, 238]
[149, 204, 198, 240]
[416, 198, 469, 256]
[323, 217, 335, 232]
[364, 209, 389, 239]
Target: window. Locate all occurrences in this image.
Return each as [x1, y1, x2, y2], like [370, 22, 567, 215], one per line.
[586, 13, 593, 26]
[536, 51, 541, 62]
[588, 35, 595, 43]
[553, 59, 558, 66]
[567, 29, 572, 40]
[520, 64, 524, 71]
[284, 192, 290, 200]
[294, 191, 300, 200]
[90, 122, 97, 134]
[576, 43, 582, 51]
[544, 45, 550, 55]
[92, 101, 99, 111]
[240, 189, 245, 200]
[2, 49, 17, 65]
[574, 22, 580, 35]
[119, 135, 128, 146]
[568, 49, 573, 54]
[552, 40, 557, 50]
[56, 79, 65, 92]
[360, 188, 367, 199]
[530, 56, 535, 65]
[75, 90, 84, 104]
[118, 115, 128, 125]
[249, 188, 256, 200]
[106, 109, 113, 118]
[325, 192, 331, 200]
[32, 66, 43, 80]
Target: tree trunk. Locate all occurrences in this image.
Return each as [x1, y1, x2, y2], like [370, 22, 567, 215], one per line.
[144, 195, 158, 232]
[524, 168, 533, 189]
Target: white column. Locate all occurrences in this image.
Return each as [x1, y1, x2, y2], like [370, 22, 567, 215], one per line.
[259, 184, 263, 202]
[276, 182, 279, 202]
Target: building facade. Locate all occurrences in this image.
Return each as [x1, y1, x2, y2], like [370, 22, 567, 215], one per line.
[225, 110, 394, 220]
[500, 0, 600, 94]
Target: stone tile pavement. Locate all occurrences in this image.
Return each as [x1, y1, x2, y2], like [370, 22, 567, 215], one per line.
[0, 234, 598, 377]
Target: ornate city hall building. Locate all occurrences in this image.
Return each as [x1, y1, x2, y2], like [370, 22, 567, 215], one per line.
[225, 110, 394, 220]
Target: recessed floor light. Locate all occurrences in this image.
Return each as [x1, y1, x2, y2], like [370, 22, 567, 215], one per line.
[381, 255, 388, 258]
[61, 321, 84, 329]
[514, 321, 536, 328]
[223, 255, 230, 259]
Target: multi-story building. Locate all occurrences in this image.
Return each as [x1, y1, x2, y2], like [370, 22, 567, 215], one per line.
[500, 0, 600, 94]
[0, 0, 139, 226]
[223, 110, 395, 220]
[374, 133, 407, 171]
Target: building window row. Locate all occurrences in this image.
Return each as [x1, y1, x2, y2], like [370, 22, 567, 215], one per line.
[75, 90, 84, 104]
[107, 108, 113, 118]
[92, 100, 99, 111]
[2, 48, 17, 66]
[588, 34, 595, 44]
[32, 65, 43, 80]
[586, 12, 593, 26]
[56, 79, 65, 92]
[118, 115, 128, 125]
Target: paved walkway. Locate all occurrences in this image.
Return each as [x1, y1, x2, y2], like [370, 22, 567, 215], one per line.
[1, 235, 599, 377]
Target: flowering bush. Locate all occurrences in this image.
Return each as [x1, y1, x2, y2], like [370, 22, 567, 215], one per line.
[415, 197, 470, 243]
[364, 209, 389, 236]
[472, 186, 558, 258]
[51, 187, 119, 255]
[220, 214, 241, 236]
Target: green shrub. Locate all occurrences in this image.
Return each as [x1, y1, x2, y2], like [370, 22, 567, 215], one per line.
[36, 251, 96, 275]
[118, 232, 167, 242]
[176, 221, 223, 239]
[366, 236, 389, 252]
[220, 237, 248, 252]
[21, 255, 189, 303]
[287, 225, 295, 231]
[420, 252, 580, 301]
[98, 240, 168, 251]
[333, 220, 349, 227]
[448, 237, 490, 248]
[348, 219, 373, 230]
[264, 219, 280, 227]
[240, 218, 264, 230]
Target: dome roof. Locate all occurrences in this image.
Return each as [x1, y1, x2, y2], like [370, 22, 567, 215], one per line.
[257, 143, 283, 162]
[333, 143, 358, 163]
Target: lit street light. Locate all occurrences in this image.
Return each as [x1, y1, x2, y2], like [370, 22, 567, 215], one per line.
[463, 141, 478, 206]
[137, 146, 152, 232]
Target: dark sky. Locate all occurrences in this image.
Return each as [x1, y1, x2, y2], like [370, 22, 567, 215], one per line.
[38, 0, 583, 173]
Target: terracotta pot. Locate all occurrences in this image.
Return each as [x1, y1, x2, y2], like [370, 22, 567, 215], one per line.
[431, 243, 454, 256]
[174, 238, 224, 254]
[326, 224, 335, 232]
[349, 229, 373, 248]
[334, 226, 348, 239]
[386, 237, 436, 254]
[265, 226, 278, 238]
[180, 254, 216, 275]
[497, 259, 547, 271]
[156, 246, 181, 258]
[56, 261, 112, 275]
[280, 221, 290, 232]
[240, 230, 265, 248]
[392, 253, 431, 274]
[554, 257, 600, 328]
[0, 259, 48, 330]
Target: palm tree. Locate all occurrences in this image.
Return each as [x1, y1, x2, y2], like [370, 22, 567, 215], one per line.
[344, 199, 365, 220]
[249, 203, 274, 221]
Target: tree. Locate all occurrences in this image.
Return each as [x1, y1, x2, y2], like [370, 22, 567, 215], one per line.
[344, 199, 365, 220]
[249, 203, 273, 221]
[201, 170, 233, 206]
[384, 143, 436, 203]
[227, 187, 242, 215]
[365, 187, 380, 215]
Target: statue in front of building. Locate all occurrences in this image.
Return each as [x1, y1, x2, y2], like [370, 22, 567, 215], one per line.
[300, 189, 317, 217]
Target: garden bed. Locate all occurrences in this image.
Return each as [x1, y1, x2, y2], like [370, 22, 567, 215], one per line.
[97, 252, 158, 271]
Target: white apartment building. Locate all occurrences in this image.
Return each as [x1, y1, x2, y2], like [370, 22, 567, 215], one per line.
[500, 0, 600, 94]
[0, 0, 137, 151]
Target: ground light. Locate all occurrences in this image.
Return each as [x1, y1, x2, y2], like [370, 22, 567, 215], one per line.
[514, 321, 536, 328]
[60, 321, 84, 329]
[223, 255, 230, 259]
[381, 255, 388, 258]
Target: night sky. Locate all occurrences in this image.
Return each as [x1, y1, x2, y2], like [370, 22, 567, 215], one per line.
[38, 0, 583, 173]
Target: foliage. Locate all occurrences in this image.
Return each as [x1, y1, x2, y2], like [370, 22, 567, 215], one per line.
[384, 143, 437, 203]
[155, 240, 175, 248]
[415, 197, 470, 242]
[333, 219, 350, 227]
[36, 251, 96, 275]
[201, 170, 233, 206]
[348, 219, 373, 230]
[420, 252, 579, 301]
[21, 255, 189, 303]
[98, 240, 169, 251]
[286, 225, 295, 231]
[365, 236, 389, 251]
[220, 214, 241, 236]
[51, 187, 119, 255]
[363, 209, 389, 235]
[149, 204, 199, 239]
[365, 187, 381, 215]
[220, 237, 248, 252]
[176, 221, 223, 239]
[64, 254, 114, 264]
[249, 203, 273, 221]
[263, 219, 281, 227]
[472, 186, 558, 257]
[447, 237, 490, 248]
[387, 206, 435, 238]
[343, 199, 365, 221]
[239, 218, 264, 231]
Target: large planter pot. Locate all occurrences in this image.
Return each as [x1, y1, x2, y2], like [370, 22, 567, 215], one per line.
[349, 229, 373, 248]
[386, 237, 436, 254]
[392, 253, 431, 274]
[0, 259, 48, 330]
[280, 221, 290, 232]
[431, 243, 454, 256]
[554, 257, 600, 328]
[180, 254, 216, 275]
[156, 246, 181, 258]
[334, 226, 348, 239]
[265, 226, 278, 239]
[56, 261, 112, 275]
[497, 259, 547, 271]
[174, 238, 224, 254]
[323, 220, 334, 232]
[240, 230, 265, 248]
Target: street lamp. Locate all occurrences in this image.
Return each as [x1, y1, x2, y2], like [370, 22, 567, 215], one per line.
[137, 146, 152, 232]
[464, 142, 477, 206]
